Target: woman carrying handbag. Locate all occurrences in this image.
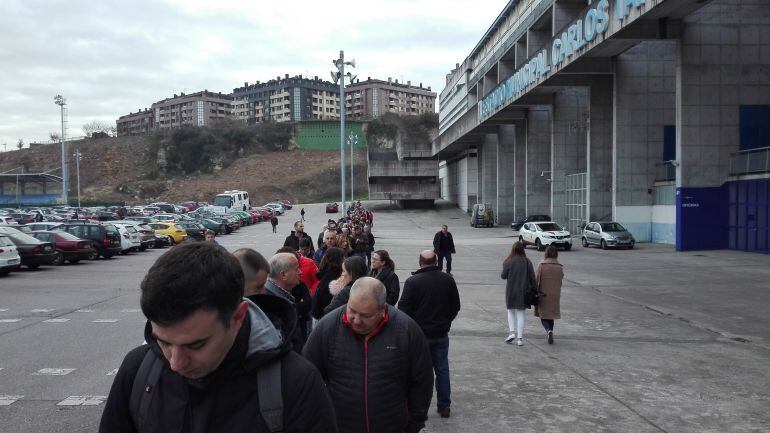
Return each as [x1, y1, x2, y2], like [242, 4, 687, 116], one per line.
[501, 241, 537, 346]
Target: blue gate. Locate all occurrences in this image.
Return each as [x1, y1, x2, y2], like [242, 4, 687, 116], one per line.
[729, 179, 770, 253]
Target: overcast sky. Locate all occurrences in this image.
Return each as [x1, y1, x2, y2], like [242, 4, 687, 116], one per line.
[0, 0, 509, 150]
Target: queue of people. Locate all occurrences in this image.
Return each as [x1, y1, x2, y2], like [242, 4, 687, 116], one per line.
[99, 203, 564, 433]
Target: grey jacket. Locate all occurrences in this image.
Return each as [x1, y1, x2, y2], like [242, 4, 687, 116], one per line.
[501, 256, 536, 309]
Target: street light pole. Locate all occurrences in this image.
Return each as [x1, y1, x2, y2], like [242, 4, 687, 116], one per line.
[349, 131, 358, 203]
[54, 95, 68, 206]
[332, 51, 356, 218]
[75, 147, 81, 207]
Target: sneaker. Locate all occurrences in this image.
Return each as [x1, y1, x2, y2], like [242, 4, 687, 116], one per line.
[516, 338, 524, 346]
[504, 333, 516, 344]
[437, 407, 451, 418]
[547, 330, 554, 344]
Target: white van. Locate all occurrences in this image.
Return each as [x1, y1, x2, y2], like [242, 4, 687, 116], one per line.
[214, 190, 251, 211]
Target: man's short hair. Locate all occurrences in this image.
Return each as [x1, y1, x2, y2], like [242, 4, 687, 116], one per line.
[232, 248, 269, 286]
[269, 252, 296, 279]
[294, 221, 302, 229]
[419, 250, 438, 267]
[141, 242, 244, 327]
[205, 229, 215, 236]
[350, 277, 387, 309]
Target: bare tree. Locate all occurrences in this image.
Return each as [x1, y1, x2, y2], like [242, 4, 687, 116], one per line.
[17, 139, 24, 150]
[49, 132, 61, 142]
[82, 120, 116, 138]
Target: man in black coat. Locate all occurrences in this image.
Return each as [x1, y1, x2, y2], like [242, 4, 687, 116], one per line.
[283, 221, 313, 253]
[398, 250, 461, 419]
[99, 243, 337, 433]
[432, 224, 456, 275]
[303, 277, 433, 433]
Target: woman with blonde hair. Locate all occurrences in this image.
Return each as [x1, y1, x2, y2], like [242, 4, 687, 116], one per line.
[336, 233, 353, 257]
[535, 246, 564, 344]
[501, 241, 536, 346]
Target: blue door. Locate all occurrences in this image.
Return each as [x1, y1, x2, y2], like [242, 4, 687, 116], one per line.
[729, 179, 770, 253]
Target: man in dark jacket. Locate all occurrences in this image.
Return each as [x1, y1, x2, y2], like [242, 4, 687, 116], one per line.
[98, 242, 337, 433]
[303, 277, 433, 433]
[398, 250, 461, 419]
[432, 224, 456, 275]
[284, 221, 313, 253]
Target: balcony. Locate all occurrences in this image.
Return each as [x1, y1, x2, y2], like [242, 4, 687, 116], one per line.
[368, 159, 437, 177]
[730, 147, 770, 175]
[655, 160, 677, 182]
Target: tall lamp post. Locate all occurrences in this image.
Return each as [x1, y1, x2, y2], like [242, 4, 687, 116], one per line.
[54, 95, 68, 205]
[331, 50, 356, 217]
[74, 147, 81, 207]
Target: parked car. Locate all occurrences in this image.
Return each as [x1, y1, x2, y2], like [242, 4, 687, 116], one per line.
[178, 222, 207, 241]
[29, 230, 94, 265]
[153, 234, 173, 248]
[195, 218, 228, 235]
[519, 221, 573, 251]
[582, 221, 636, 249]
[254, 207, 274, 220]
[325, 203, 339, 213]
[151, 214, 178, 223]
[0, 234, 21, 275]
[228, 210, 253, 226]
[263, 203, 284, 215]
[126, 216, 153, 225]
[151, 203, 177, 214]
[112, 223, 142, 253]
[24, 222, 63, 232]
[148, 222, 188, 244]
[53, 222, 122, 259]
[179, 201, 200, 212]
[10, 212, 36, 225]
[275, 199, 293, 209]
[511, 214, 551, 231]
[96, 210, 119, 221]
[0, 226, 58, 269]
[470, 203, 495, 228]
[0, 216, 20, 226]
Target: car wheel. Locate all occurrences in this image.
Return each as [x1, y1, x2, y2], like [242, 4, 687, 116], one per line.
[564, 244, 572, 251]
[601, 239, 607, 250]
[52, 251, 65, 266]
[581, 237, 589, 247]
[536, 238, 544, 251]
[87, 250, 99, 260]
[69, 258, 80, 264]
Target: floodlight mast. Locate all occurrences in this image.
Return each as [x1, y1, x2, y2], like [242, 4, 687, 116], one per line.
[54, 95, 68, 205]
[331, 50, 356, 217]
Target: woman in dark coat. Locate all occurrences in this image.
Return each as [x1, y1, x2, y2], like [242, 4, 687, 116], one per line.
[312, 247, 345, 320]
[535, 246, 564, 344]
[369, 249, 400, 305]
[322, 256, 368, 316]
[501, 241, 536, 346]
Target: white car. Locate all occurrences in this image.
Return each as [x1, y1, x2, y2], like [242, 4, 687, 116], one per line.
[0, 234, 21, 276]
[112, 223, 142, 253]
[263, 203, 285, 215]
[519, 221, 573, 251]
[0, 216, 19, 226]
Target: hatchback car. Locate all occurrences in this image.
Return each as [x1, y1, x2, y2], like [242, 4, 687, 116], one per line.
[53, 222, 122, 259]
[148, 222, 188, 244]
[0, 234, 21, 275]
[511, 214, 551, 231]
[582, 221, 636, 249]
[30, 230, 94, 265]
[0, 226, 58, 269]
[178, 222, 206, 241]
[25, 222, 63, 232]
[326, 203, 339, 213]
[519, 221, 572, 251]
[112, 223, 142, 253]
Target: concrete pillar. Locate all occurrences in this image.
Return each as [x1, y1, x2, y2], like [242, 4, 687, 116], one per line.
[467, 150, 479, 210]
[614, 41, 678, 243]
[480, 133, 498, 210]
[551, 88, 588, 227]
[526, 106, 552, 216]
[588, 75, 614, 222]
[513, 119, 527, 219]
[497, 125, 516, 224]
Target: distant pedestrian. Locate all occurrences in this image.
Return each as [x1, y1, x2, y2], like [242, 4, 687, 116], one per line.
[270, 214, 278, 233]
[369, 249, 400, 305]
[398, 250, 461, 419]
[535, 246, 564, 344]
[303, 277, 434, 433]
[300, 207, 306, 222]
[433, 224, 456, 275]
[501, 241, 537, 346]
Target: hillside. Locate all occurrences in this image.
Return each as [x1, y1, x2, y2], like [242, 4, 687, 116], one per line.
[0, 136, 368, 205]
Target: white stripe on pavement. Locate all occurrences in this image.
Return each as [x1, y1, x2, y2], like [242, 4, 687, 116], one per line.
[0, 319, 21, 323]
[31, 309, 54, 313]
[33, 368, 76, 376]
[75, 309, 95, 313]
[120, 309, 141, 313]
[92, 319, 119, 323]
[0, 395, 23, 406]
[57, 396, 107, 406]
[43, 318, 70, 323]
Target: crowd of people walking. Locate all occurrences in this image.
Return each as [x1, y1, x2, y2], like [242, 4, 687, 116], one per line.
[99, 202, 563, 433]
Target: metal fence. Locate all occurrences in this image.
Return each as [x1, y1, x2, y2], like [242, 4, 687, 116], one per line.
[730, 146, 770, 175]
[655, 160, 677, 182]
[565, 173, 587, 235]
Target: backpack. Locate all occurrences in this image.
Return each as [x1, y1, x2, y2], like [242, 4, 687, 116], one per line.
[129, 349, 283, 432]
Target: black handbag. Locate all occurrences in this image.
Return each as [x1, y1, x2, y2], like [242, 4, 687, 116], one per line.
[524, 260, 539, 307]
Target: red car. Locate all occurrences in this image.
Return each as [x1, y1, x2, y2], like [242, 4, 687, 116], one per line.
[275, 199, 293, 210]
[30, 230, 94, 265]
[245, 210, 260, 223]
[326, 203, 339, 213]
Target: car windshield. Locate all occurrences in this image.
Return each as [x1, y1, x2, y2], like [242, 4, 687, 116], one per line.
[537, 222, 563, 231]
[5, 231, 42, 244]
[600, 222, 626, 232]
[0, 236, 13, 246]
[103, 224, 118, 235]
[214, 196, 232, 207]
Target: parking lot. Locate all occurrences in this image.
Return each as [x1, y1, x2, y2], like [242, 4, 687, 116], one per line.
[2, 200, 770, 432]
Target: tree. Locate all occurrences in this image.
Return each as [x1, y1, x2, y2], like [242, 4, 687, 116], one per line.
[49, 132, 60, 142]
[82, 120, 116, 138]
[17, 139, 24, 150]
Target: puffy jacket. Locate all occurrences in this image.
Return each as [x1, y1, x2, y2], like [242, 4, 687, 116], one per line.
[370, 266, 400, 306]
[303, 305, 433, 433]
[99, 295, 337, 433]
[398, 266, 461, 338]
[283, 231, 313, 252]
[298, 255, 320, 294]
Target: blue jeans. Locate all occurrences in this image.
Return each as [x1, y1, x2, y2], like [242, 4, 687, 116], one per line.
[437, 252, 452, 272]
[428, 335, 451, 410]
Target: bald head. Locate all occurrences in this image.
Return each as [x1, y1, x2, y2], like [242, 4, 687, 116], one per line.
[349, 276, 387, 309]
[419, 250, 437, 268]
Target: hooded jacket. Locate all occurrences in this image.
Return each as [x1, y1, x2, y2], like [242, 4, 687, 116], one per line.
[98, 295, 337, 433]
[302, 304, 433, 433]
